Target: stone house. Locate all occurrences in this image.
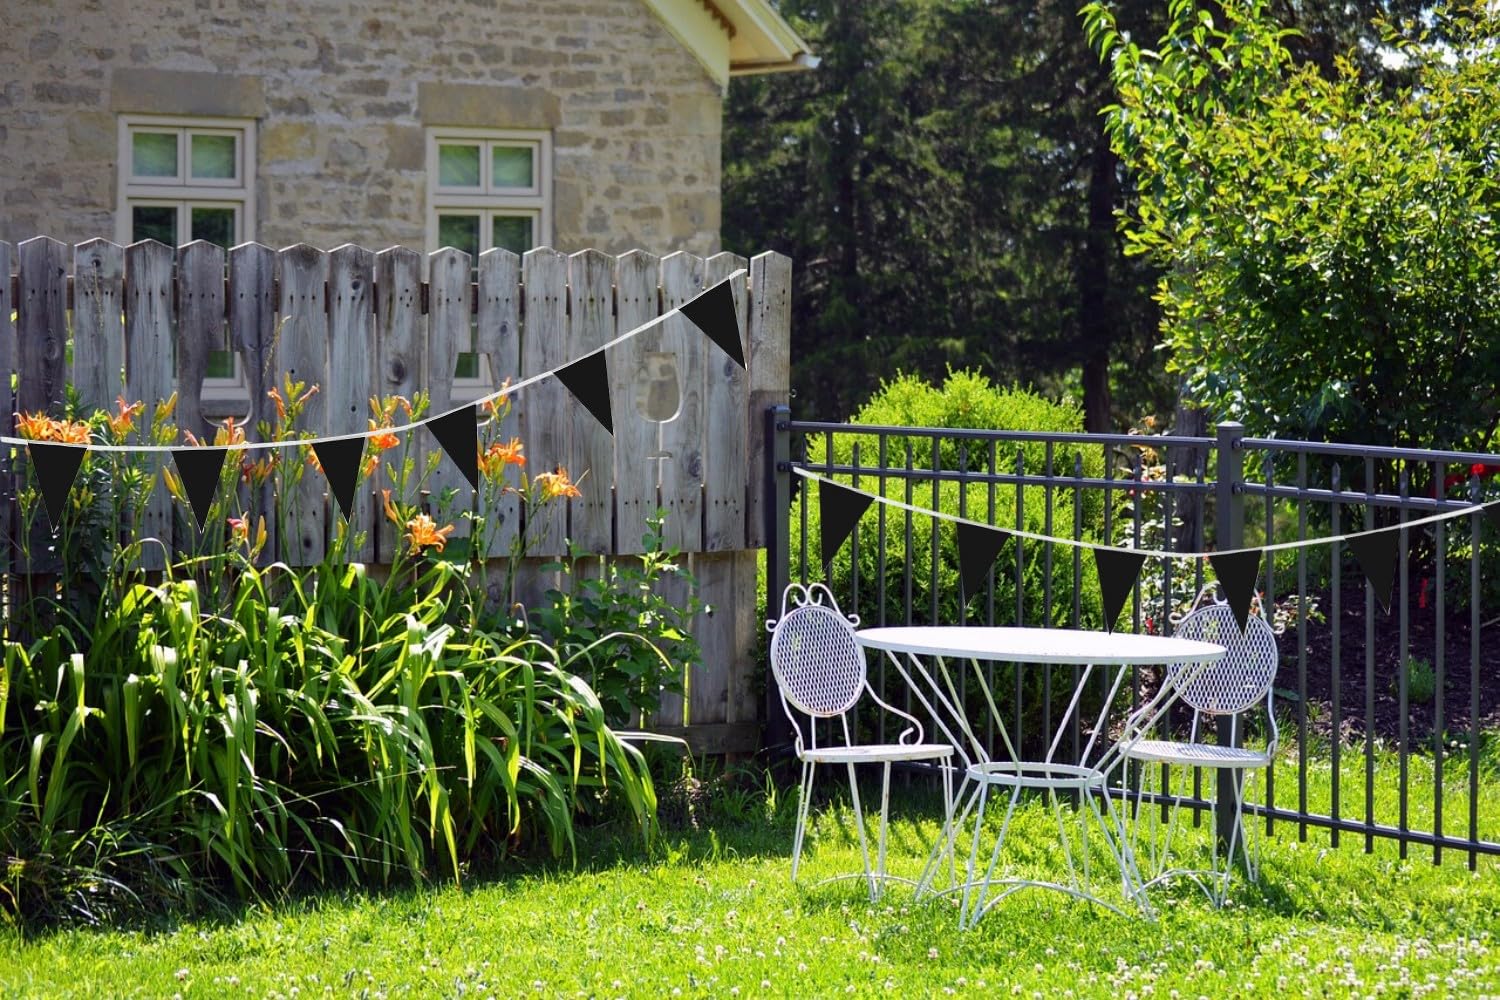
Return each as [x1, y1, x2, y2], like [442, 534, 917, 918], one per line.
[1, 0, 812, 256]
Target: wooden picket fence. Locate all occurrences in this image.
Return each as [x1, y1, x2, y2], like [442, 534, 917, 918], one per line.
[0, 236, 792, 753]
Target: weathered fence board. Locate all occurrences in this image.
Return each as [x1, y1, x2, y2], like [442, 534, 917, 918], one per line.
[520, 247, 569, 556]
[1, 238, 792, 754]
[0, 241, 13, 580]
[176, 241, 225, 444]
[612, 249, 663, 556]
[124, 240, 176, 568]
[374, 245, 423, 563]
[746, 251, 793, 549]
[652, 557, 692, 729]
[229, 242, 279, 561]
[426, 247, 472, 537]
[71, 239, 125, 416]
[18, 237, 69, 418]
[328, 244, 377, 561]
[477, 248, 521, 560]
[673, 549, 762, 742]
[277, 244, 329, 565]
[567, 249, 615, 556]
[703, 252, 749, 551]
[658, 252, 706, 553]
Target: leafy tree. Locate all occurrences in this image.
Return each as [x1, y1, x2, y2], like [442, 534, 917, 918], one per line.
[724, 0, 1167, 427]
[725, 0, 1441, 430]
[1086, 0, 1500, 454]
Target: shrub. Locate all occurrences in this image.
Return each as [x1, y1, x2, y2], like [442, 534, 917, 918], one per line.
[529, 515, 703, 728]
[794, 370, 1105, 628]
[0, 386, 685, 927]
[1088, 0, 1500, 455]
[790, 371, 1106, 753]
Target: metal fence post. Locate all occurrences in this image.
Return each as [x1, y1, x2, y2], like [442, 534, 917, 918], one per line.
[1214, 420, 1246, 857]
[764, 404, 793, 755]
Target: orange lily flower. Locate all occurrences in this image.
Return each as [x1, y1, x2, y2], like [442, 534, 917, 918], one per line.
[107, 396, 145, 439]
[535, 466, 582, 500]
[405, 512, 455, 555]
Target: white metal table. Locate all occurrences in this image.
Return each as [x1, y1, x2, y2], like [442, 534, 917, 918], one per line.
[854, 626, 1225, 923]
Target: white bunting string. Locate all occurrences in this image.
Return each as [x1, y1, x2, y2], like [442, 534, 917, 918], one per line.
[0, 270, 747, 454]
[794, 467, 1499, 560]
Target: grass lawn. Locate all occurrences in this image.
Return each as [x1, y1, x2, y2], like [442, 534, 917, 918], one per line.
[3, 756, 1497, 999]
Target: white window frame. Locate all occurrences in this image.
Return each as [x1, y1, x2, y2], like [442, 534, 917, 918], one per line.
[426, 127, 552, 400]
[116, 115, 257, 411]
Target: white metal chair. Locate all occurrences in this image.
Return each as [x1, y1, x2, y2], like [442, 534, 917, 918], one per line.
[767, 583, 955, 900]
[1118, 584, 1280, 906]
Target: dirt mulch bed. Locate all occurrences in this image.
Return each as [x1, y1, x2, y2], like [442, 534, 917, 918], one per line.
[1274, 581, 1499, 747]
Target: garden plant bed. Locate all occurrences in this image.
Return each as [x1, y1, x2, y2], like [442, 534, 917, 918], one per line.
[1276, 582, 1500, 747]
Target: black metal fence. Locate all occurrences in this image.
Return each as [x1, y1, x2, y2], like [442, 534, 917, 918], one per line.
[764, 407, 1499, 869]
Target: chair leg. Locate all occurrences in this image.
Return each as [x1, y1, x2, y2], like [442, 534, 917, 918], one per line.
[791, 760, 816, 883]
[873, 762, 893, 901]
[915, 766, 963, 900]
[959, 781, 991, 930]
[846, 762, 876, 901]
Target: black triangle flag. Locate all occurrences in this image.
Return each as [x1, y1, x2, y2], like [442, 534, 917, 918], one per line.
[28, 442, 87, 531]
[957, 520, 1008, 603]
[678, 276, 745, 369]
[427, 405, 480, 491]
[171, 447, 228, 531]
[313, 436, 366, 522]
[1348, 527, 1399, 614]
[556, 352, 613, 435]
[1209, 549, 1263, 633]
[819, 480, 873, 562]
[1093, 547, 1148, 633]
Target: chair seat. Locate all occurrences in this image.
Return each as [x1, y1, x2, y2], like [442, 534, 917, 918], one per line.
[802, 743, 953, 764]
[1123, 740, 1270, 767]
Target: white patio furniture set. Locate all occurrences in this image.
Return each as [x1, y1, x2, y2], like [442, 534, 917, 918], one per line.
[767, 582, 1280, 923]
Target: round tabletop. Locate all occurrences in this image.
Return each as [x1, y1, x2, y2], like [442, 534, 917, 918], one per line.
[853, 626, 1225, 666]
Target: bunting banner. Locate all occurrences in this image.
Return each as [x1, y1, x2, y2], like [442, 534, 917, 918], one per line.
[1347, 530, 1398, 614]
[426, 405, 480, 492]
[28, 442, 87, 531]
[819, 480, 874, 562]
[1208, 549, 1263, 633]
[312, 437, 366, 522]
[957, 520, 1009, 603]
[1093, 547, 1147, 633]
[678, 275, 746, 369]
[555, 352, 614, 435]
[171, 447, 229, 531]
[793, 470, 1500, 622]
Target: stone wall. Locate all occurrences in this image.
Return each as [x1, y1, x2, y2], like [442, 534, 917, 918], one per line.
[0, 0, 724, 253]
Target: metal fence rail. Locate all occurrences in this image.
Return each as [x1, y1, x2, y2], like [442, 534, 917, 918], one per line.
[765, 408, 1499, 869]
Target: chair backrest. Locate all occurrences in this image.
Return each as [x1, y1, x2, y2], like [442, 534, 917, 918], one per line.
[768, 583, 866, 718]
[1167, 600, 1279, 715]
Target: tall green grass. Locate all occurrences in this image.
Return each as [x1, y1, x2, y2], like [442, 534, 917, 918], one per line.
[0, 547, 658, 927]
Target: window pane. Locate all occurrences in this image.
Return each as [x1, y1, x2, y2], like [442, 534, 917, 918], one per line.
[437, 214, 480, 259]
[438, 144, 482, 187]
[206, 351, 237, 379]
[190, 134, 237, 180]
[492, 145, 534, 188]
[455, 352, 481, 379]
[492, 215, 533, 254]
[132, 204, 178, 245]
[191, 206, 236, 247]
[132, 132, 179, 178]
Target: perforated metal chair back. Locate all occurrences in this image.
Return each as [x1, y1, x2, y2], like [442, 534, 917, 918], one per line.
[769, 583, 867, 718]
[1168, 602, 1279, 715]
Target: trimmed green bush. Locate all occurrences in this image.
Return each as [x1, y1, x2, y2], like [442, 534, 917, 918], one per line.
[789, 372, 1107, 752]
[794, 370, 1105, 629]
